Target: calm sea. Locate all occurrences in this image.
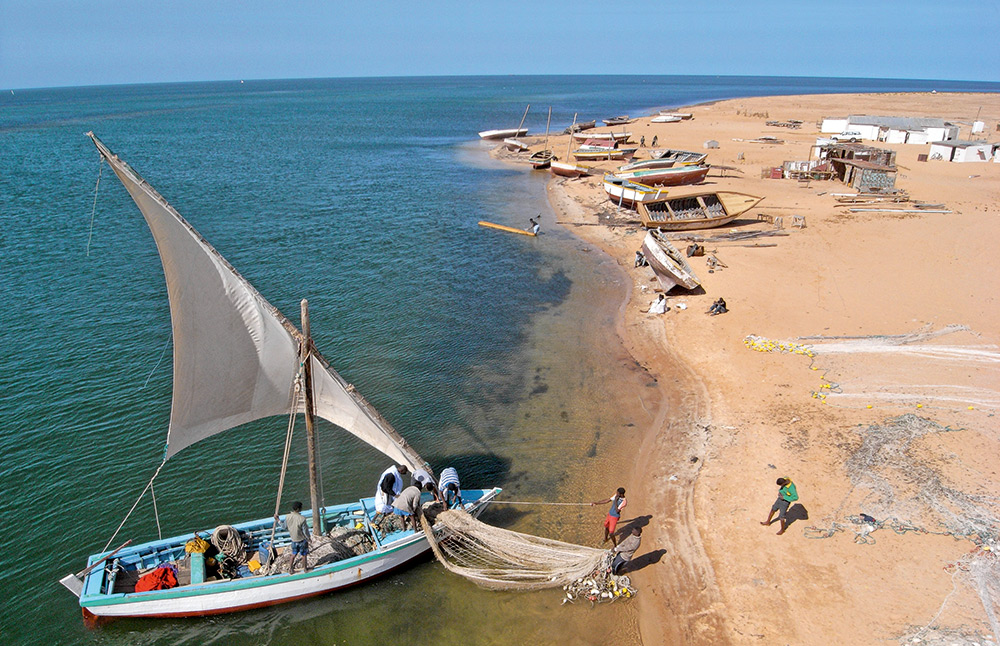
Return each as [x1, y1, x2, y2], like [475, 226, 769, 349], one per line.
[1, 75, 997, 645]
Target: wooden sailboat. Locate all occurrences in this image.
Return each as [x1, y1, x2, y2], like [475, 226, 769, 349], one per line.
[602, 175, 670, 208]
[60, 134, 501, 621]
[637, 191, 764, 230]
[529, 107, 555, 170]
[647, 149, 708, 165]
[609, 164, 710, 186]
[479, 104, 530, 140]
[641, 229, 701, 293]
[551, 113, 592, 178]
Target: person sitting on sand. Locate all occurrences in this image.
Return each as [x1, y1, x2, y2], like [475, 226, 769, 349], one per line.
[708, 298, 727, 315]
[761, 477, 798, 535]
[646, 294, 668, 315]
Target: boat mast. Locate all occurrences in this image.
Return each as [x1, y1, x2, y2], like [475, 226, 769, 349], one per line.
[300, 298, 324, 535]
[516, 104, 530, 135]
[566, 113, 577, 159]
[544, 107, 551, 151]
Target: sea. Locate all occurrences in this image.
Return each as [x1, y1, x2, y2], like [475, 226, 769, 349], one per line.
[1, 75, 998, 646]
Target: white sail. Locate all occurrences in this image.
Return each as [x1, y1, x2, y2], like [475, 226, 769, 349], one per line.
[88, 133, 424, 470]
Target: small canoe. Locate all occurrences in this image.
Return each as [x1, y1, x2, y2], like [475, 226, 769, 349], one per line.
[573, 146, 638, 162]
[610, 164, 709, 187]
[641, 229, 700, 293]
[602, 175, 670, 209]
[658, 111, 693, 119]
[637, 191, 764, 230]
[648, 149, 708, 165]
[529, 150, 555, 170]
[478, 221, 537, 237]
[503, 138, 530, 152]
[603, 115, 632, 126]
[651, 115, 681, 123]
[479, 127, 529, 140]
[550, 160, 592, 178]
[572, 131, 631, 143]
[562, 120, 597, 134]
[617, 158, 677, 172]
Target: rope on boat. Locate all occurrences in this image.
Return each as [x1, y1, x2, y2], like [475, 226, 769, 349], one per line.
[488, 501, 594, 506]
[150, 480, 161, 540]
[270, 371, 303, 545]
[86, 157, 103, 257]
[102, 459, 166, 553]
[140, 335, 171, 389]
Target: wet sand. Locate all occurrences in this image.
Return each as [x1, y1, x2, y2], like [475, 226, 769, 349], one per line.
[496, 92, 1000, 645]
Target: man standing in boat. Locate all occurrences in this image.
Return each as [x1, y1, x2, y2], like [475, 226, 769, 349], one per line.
[277, 501, 310, 574]
[375, 464, 409, 514]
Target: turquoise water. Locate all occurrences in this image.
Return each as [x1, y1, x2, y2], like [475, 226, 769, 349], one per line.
[2, 75, 998, 645]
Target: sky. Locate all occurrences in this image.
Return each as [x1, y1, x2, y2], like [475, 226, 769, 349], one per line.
[2, 0, 998, 90]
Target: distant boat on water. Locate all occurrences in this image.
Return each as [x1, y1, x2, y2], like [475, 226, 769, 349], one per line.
[637, 191, 764, 230]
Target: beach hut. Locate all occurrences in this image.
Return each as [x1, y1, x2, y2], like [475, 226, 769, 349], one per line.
[927, 140, 997, 163]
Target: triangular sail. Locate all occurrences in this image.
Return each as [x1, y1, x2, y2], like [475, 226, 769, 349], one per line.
[87, 133, 424, 470]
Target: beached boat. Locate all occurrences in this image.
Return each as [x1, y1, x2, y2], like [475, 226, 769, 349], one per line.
[641, 229, 701, 293]
[602, 175, 670, 208]
[617, 158, 677, 172]
[603, 115, 632, 126]
[573, 145, 638, 162]
[650, 115, 681, 123]
[62, 133, 501, 622]
[647, 149, 708, 165]
[503, 138, 530, 152]
[571, 131, 632, 143]
[550, 160, 592, 177]
[479, 104, 530, 140]
[658, 111, 693, 120]
[637, 191, 764, 230]
[610, 164, 710, 187]
[530, 107, 555, 169]
[561, 119, 596, 134]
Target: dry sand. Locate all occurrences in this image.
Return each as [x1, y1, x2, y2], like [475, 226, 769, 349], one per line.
[498, 93, 1000, 645]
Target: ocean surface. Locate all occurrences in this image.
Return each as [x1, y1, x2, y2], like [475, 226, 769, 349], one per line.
[2, 75, 998, 646]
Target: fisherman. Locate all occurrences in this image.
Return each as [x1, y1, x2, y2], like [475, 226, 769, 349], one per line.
[274, 501, 310, 574]
[591, 487, 628, 546]
[639, 135, 646, 148]
[634, 250, 647, 267]
[647, 294, 668, 315]
[610, 527, 642, 575]
[392, 484, 426, 532]
[761, 477, 799, 535]
[708, 297, 728, 315]
[374, 464, 409, 515]
[528, 217, 540, 235]
[438, 466, 463, 509]
[411, 468, 445, 504]
[651, 135, 658, 147]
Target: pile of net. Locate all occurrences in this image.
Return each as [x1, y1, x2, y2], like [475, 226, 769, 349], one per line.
[421, 509, 636, 602]
[262, 527, 374, 575]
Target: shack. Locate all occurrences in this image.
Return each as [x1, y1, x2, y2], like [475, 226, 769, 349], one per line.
[928, 139, 999, 163]
[821, 115, 958, 144]
[814, 143, 898, 191]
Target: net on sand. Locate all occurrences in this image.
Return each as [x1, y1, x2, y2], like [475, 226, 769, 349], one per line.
[421, 509, 608, 591]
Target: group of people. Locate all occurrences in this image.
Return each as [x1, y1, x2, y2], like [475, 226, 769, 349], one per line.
[275, 464, 465, 574]
[591, 487, 643, 575]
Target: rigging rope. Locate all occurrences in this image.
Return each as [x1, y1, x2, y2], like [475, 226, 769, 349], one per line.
[86, 158, 103, 257]
[102, 459, 166, 553]
[140, 335, 171, 389]
[270, 372, 303, 546]
[489, 501, 593, 506]
[150, 481, 162, 541]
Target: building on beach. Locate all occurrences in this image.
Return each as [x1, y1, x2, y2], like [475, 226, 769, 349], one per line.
[813, 142, 898, 191]
[820, 115, 959, 144]
[927, 139, 1000, 162]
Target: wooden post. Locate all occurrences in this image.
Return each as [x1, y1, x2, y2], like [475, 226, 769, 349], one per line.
[300, 299, 324, 536]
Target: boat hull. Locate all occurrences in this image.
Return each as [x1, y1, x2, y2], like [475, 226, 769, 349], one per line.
[550, 161, 591, 177]
[479, 128, 528, 140]
[603, 177, 670, 209]
[77, 488, 500, 619]
[612, 165, 709, 186]
[641, 231, 700, 292]
[637, 191, 763, 230]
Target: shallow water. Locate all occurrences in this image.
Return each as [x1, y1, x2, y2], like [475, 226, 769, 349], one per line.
[2, 75, 998, 645]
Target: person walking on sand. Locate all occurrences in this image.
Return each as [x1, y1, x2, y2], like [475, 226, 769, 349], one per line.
[592, 487, 627, 546]
[761, 477, 798, 535]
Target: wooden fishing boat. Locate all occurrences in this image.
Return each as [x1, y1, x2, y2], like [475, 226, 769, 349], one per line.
[637, 191, 764, 230]
[530, 107, 554, 169]
[603, 115, 632, 126]
[573, 145, 637, 162]
[550, 160, 591, 177]
[617, 158, 678, 172]
[641, 229, 701, 293]
[562, 119, 596, 134]
[602, 175, 670, 208]
[610, 164, 710, 187]
[571, 131, 631, 143]
[657, 111, 693, 120]
[650, 115, 681, 123]
[479, 104, 530, 140]
[503, 138, 530, 152]
[648, 149, 708, 165]
[62, 134, 502, 621]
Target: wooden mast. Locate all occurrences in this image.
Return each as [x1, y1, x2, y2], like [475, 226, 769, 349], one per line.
[300, 298, 324, 535]
[515, 104, 530, 134]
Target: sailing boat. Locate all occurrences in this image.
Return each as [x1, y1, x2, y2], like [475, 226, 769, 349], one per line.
[529, 107, 555, 170]
[479, 104, 530, 141]
[60, 133, 501, 621]
[550, 113, 592, 178]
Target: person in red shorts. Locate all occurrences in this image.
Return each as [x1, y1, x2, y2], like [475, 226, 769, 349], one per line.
[591, 487, 627, 546]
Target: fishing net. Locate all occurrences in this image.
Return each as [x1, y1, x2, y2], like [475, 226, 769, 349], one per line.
[420, 509, 612, 591]
[261, 528, 374, 575]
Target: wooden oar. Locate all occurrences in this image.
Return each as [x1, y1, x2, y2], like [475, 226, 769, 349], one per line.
[76, 539, 133, 579]
[478, 221, 536, 237]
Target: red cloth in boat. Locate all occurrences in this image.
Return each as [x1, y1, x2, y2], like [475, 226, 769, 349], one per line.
[134, 564, 178, 592]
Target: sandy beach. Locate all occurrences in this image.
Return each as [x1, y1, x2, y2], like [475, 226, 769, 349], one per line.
[498, 92, 1000, 645]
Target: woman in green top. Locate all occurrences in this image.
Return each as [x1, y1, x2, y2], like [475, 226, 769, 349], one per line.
[761, 477, 798, 535]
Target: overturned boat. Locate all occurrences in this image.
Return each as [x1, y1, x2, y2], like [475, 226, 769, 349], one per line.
[641, 229, 701, 293]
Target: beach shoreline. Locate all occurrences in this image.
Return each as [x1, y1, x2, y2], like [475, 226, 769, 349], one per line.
[507, 91, 1000, 645]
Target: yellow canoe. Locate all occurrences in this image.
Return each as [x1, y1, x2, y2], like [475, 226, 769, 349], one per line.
[478, 221, 536, 237]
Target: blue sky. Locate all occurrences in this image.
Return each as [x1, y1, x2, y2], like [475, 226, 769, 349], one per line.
[2, 0, 997, 90]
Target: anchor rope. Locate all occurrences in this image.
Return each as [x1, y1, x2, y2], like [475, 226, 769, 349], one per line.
[86, 158, 103, 257]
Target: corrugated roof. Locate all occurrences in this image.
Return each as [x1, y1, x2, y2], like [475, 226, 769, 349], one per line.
[928, 139, 992, 149]
[847, 115, 947, 129]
